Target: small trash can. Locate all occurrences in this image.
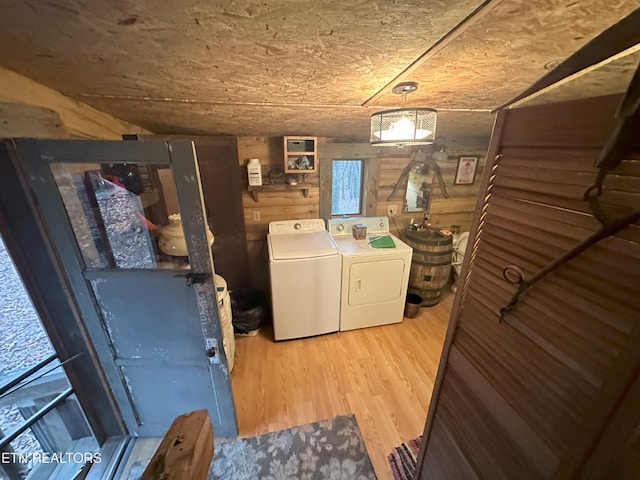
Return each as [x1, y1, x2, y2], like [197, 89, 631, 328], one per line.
[231, 289, 270, 335]
[404, 293, 423, 319]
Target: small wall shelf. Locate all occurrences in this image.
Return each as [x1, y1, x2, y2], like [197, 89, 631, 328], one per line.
[248, 183, 318, 202]
[284, 136, 317, 173]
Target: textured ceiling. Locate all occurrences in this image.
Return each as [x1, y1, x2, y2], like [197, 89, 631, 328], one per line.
[0, 0, 638, 140]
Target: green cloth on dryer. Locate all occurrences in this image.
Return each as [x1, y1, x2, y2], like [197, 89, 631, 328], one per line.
[368, 235, 396, 248]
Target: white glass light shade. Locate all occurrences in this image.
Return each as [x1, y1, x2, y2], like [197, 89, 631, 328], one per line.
[370, 108, 437, 146]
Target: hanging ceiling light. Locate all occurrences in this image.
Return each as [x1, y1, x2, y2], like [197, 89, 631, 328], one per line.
[370, 82, 437, 146]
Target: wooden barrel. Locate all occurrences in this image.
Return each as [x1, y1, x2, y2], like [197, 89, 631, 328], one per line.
[402, 227, 453, 307]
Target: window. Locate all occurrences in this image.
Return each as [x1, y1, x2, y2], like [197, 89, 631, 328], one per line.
[0, 234, 100, 479]
[331, 160, 363, 216]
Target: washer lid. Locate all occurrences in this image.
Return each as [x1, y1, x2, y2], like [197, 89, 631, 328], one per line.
[269, 231, 338, 260]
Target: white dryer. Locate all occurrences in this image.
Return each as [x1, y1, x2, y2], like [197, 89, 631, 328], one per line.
[328, 217, 413, 331]
[268, 219, 341, 340]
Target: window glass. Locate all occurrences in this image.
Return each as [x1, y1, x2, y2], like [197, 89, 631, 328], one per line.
[331, 160, 363, 216]
[50, 163, 196, 270]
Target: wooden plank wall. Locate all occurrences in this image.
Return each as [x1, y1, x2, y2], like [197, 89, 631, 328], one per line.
[375, 137, 489, 238]
[237, 136, 489, 291]
[237, 137, 320, 290]
[416, 94, 640, 479]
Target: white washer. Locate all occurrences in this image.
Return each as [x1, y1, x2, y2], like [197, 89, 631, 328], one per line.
[268, 219, 341, 340]
[328, 217, 413, 331]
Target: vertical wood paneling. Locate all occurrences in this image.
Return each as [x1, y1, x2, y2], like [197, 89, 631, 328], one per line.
[416, 96, 640, 479]
[319, 148, 333, 220]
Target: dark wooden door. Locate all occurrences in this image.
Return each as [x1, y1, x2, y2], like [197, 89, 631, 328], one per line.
[415, 96, 640, 479]
[195, 137, 250, 293]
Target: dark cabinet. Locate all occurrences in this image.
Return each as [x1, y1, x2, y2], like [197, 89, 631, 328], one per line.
[194, 137, 250, 293]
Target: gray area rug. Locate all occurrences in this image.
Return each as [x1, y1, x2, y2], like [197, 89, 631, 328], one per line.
[126, 414, 377, 479]
[211, 414, 377, 479]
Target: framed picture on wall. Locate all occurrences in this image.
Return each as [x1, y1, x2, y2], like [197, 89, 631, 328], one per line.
[454, 156, 479, 185]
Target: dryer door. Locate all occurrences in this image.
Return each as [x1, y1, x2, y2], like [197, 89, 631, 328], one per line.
[348, 259, 405, 306]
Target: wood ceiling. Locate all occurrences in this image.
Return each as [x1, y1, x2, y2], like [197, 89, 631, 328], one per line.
[0, 0, 638, 140]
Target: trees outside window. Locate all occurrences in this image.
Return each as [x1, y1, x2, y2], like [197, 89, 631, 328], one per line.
[331, 160, 363, 216]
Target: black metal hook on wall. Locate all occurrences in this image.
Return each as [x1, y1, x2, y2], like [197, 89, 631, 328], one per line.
[499, 207, 640, 322]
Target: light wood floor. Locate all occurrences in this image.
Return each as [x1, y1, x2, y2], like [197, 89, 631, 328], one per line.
[230, 291, 453, 480]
